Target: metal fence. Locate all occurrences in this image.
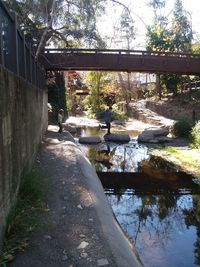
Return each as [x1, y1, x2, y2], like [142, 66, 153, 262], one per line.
[0, 0, 45, 88]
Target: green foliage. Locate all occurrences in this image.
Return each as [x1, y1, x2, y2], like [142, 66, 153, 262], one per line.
[171, 0, 192, 52]
[0, 169, 49, 265]
[192, 42, 200, 54]
[48, 71, 67, 123]
[146, 0, 192, 96]
[148, 0, 166, 9]
[171, 117, 194, 137]
[161, 74, 182, 95]
[112, 104, 127, 121]
[192, 90, 200, 100]
[3, 0, 106, 50]
[190, 121, 200, 148]
[83, 71, 113, 114]
[115, 8, 135, 49]
[146, 26, 170, 51]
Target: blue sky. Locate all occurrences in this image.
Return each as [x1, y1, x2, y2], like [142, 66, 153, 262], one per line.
[97, 0, 200, 49]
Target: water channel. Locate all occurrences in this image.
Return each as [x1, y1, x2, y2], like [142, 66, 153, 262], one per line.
[73, 118, 200, 267]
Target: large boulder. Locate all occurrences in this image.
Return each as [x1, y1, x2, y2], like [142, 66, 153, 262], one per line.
[79, 136, 102, 144]
[104, 133, 130, 143]
[138, 127, 170, 143]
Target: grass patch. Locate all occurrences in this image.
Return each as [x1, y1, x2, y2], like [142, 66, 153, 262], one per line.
[151, 146, 200, 177]
[165, 147, 198, 166]
[0, 169, 49, 265]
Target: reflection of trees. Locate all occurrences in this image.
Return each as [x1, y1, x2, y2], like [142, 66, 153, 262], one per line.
[86, 142, 148, 172]
[107, 192, 187, 249]
[183, 194, 200, 265]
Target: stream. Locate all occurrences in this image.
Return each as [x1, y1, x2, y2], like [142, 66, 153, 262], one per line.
[71, 116, 200, 267]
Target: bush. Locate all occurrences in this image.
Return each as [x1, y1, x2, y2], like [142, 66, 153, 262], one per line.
[192, 90, 200, 100]
[190, 121, 200, 148]
[171, 117, 194, 137]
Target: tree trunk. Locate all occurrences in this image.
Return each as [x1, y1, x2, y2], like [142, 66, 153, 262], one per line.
[35, 0, 56, 60]
[156, 74, 161, 100]
[126, 72, 131, 112]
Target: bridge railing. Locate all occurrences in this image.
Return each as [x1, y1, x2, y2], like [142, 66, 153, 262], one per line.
[0, 0, 44, 88]
[44, 48, 200, 59]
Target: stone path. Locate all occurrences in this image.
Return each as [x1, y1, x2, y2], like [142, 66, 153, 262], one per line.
[130, 100, 174, 127]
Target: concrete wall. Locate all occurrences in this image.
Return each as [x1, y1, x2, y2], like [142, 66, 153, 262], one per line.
[0, 65, 48, 248]
[146, 100, 200, 121]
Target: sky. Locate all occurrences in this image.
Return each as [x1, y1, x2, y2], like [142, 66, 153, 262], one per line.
[97, 0, 200, 49]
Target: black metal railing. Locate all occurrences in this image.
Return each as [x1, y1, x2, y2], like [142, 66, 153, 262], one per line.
[0, 0, 45, 88]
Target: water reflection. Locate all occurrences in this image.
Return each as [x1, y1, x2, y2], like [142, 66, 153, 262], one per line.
[75, 124, 200, 266]
[80, 140, 149, 172]
[105, 188, 200, 267]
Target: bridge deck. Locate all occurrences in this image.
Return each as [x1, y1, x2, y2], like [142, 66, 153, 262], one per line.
[41, 48, 200, 75]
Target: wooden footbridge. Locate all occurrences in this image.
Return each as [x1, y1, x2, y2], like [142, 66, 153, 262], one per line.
[41, 48, 200, 75]
[1, 0, 200, 83]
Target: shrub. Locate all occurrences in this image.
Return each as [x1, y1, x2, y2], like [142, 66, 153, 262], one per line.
[171, 117, 194, 137]
[192, 90, 200, 100]
[190, 121, 200, 148]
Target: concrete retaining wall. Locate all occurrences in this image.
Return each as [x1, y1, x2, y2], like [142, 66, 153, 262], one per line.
[146, 100, 200, 121]
[0, 65, 48, 248]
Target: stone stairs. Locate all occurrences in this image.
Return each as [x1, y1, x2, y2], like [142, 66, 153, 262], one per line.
[130, 100, 174, 127]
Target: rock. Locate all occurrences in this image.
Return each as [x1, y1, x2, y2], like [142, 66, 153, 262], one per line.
[80, 234, 86, 238]
[62, 255, 68, 261]
[80, 252, 88, 258]
[79, 136, 102, 144]
[63, 123, 77, 133]
[77, 241, 89, 249]
[62, 132, 76, 142]
[97, 258, 109, 266]
[103, 133, 130, 143]
[43, 235, 52, 240]
[138, 127, 170, 143]
[157, 136, 172, 143]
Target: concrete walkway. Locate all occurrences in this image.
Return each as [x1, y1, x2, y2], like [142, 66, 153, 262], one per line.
[8, 127, 143, 267]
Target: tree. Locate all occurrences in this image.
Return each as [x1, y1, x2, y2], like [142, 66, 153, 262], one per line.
[48, 71, 67, 122]
[113, 8, 136, 111]
[3, 0, 107, 58]
[83, 71, 108, 114]
[146, 0, 168, 98]
[3, 0, 130, 59]
[116, 8, 135, 50]
[148, 0, 166, 26]
[164, 0, 193, 95]
[146, 0, 193, 97]
[170, 0, 192, 52]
